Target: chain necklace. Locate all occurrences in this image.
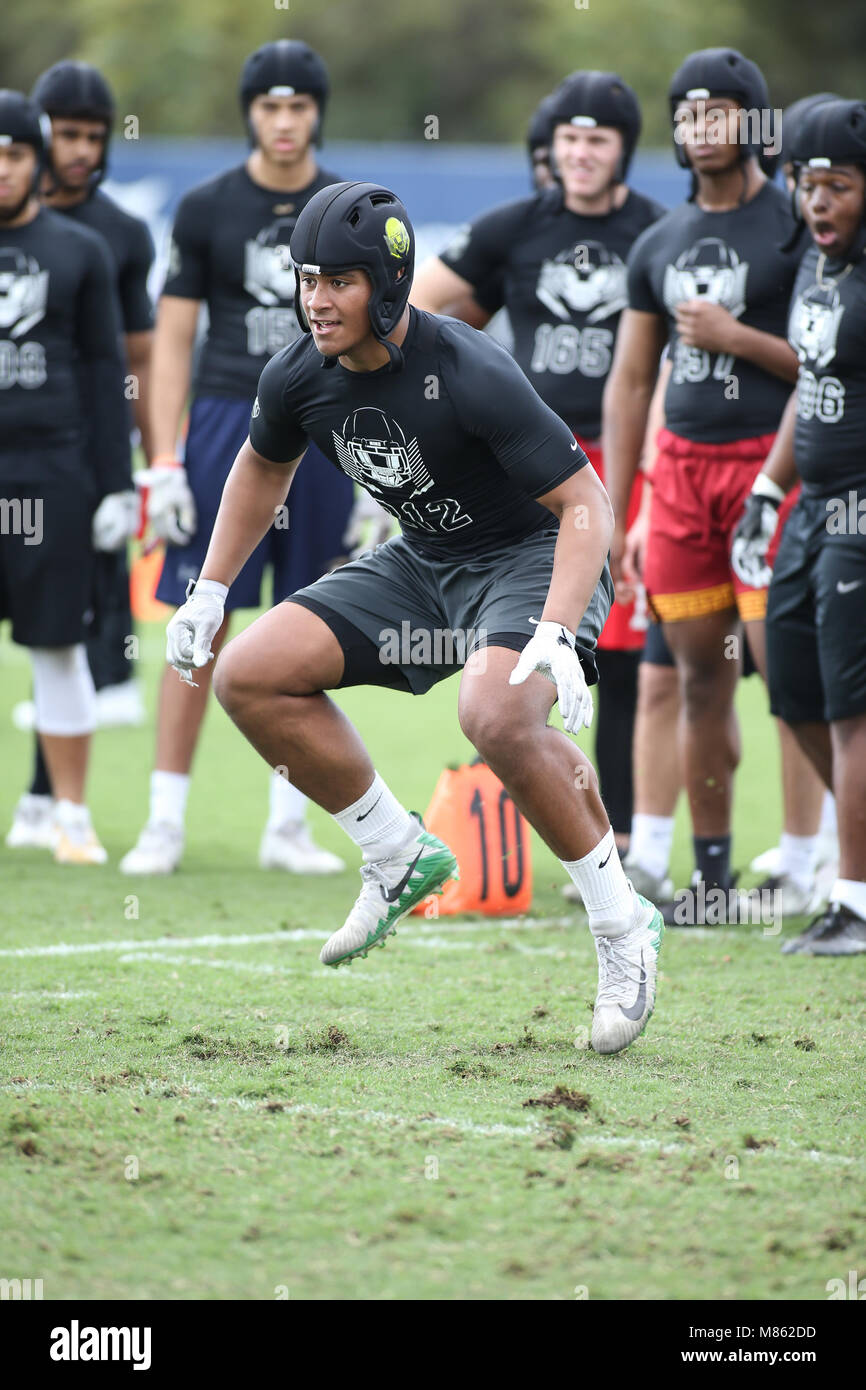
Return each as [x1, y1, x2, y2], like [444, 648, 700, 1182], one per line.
[815, 252, 858, 288]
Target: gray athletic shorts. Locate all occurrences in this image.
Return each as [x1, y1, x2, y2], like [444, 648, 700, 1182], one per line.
[287, 529, 614, 695]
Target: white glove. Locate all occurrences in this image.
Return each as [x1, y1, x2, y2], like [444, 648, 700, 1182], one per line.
[91, 490, 139, 551]
[137, 463, 197, 546]
[341, 490, 394, 558]
[509, 620, 593, 733]
[165, 579, 227, 686]
[731, 474, 785, 588]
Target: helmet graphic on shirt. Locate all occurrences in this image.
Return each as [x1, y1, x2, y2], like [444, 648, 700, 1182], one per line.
[0, 247, 48, 336]
[244, 217, 299, 306]
[536, 240, 627, 322]
[789, 279, 844, 369]
[332, 407, 433, 495]
[662, 237, 749, 319]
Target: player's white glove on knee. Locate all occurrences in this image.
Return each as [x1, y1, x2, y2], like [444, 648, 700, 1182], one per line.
[731, 474, 785, 589]
[509, 620, 593, 732]
[91, 490, 139, 551]
[137, 463, 197, 546]
[342, 491, 394, 559]
[166, 579, 227, 686]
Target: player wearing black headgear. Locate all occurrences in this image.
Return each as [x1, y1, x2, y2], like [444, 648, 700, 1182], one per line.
[414, 75, 664, 860]
[527, 93, 556, 191]
[5, 63, 155, 853]
[161, 179, 667, 1056]
[31, 60, 114, 194]
[603, 48, 828, 922]
[732, 100, 866, 955]
[120, 41, 352, 880]
[781, 94, 840, 192]
[0, 91, 132, 864]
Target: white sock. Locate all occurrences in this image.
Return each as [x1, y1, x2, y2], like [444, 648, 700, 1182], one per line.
[831, 878, 866, 922]
[628, 813, 674, 880]
[562, 828, 634, 936]
[333, 773, 415, 861]
[778, 832, 818, 893]
[268, 770, 307, 830]
[820, 792, 837, 838]
[150, 770, 190, 830]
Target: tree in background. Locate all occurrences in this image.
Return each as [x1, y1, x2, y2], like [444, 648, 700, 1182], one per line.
[4, 0, 864, 144]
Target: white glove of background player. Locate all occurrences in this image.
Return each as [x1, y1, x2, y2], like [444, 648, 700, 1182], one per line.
[509, 620, 593, 732]
[342, 491, 394, 559]
[91, 490, 139, 551]
[166, 579, 227, 686]
[731, 473, 785, 589]
[137, 462, 197, 546]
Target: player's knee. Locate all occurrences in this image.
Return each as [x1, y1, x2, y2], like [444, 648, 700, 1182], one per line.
[459, 698, 530, 762]
[680, 660, 730, 716]
[212, 640, 250, 716]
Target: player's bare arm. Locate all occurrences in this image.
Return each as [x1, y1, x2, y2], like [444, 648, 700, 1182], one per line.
[536, 461, 614, 628]
[125, 328, 153, 458]
[601, 307, 666, 582]
[149, 294, 199, 458]
[410, 256, 478, 315]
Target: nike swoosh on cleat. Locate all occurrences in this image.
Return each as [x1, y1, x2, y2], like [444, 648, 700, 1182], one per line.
[382, 849, 424, 903]
[621, 952, 648, 1021]
[356, 792, 383, 822]
[836, 579, 864, 595]
[598, 848, 613, 870]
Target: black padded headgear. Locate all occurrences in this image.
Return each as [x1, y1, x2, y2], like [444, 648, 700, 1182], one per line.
[668, 48, 772, 170]
[0, 89, 51, 193]
[545, 71, 641, 181]
[527, 94, 556, 154]
[781, 93, 839, 169]
[789, 100, 866, 261]
[239, 40, 329, 147]
[290, 181, 414, 371]
[31, 61, 114, 186]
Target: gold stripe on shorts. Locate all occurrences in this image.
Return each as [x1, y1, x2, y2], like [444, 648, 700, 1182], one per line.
[649, 581, 736, 622]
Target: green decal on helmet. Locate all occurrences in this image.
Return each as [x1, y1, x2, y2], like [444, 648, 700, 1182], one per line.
[384, 216, 410, 259]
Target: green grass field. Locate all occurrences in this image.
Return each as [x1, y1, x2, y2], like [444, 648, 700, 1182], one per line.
[1, 618, 864, 1301]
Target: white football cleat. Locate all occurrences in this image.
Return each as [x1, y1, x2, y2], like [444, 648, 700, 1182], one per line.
[94, 680, 146, 729]
[259, 820, 345, 875]
[749, 844, 781, 876]
[320, 821, 458, 968]
[591, 890, 664, 1056]
[119, 821, 185, 875]
[53, 801, 107, 866]
[5, 793, 56, 849]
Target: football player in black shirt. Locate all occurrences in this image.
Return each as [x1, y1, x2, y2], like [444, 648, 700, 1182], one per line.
[413, 72, 665, 863]
[121, 40, 352, 879]
[604, 48, 824, 921]
[0, 91, 133, 864]
[732, 100, 866, 955]
[7, 61, 156, 855]
[163, 181, 665, 1056]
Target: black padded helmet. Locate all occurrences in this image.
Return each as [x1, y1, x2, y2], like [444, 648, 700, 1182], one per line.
[0, 89, 52, 193]
[789, 99, 866, 260]
[290, 181, 414, 370]
[239, 40, 329, 146]
[31, 61, 114, 186]
[668, 48, 772, 170]
[781, 93, 840, 169]
[545, 71, 641, 181]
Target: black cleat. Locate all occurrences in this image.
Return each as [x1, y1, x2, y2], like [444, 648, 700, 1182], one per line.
[784, 903, 866, 957]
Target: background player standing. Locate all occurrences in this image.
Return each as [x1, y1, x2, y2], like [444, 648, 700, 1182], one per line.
[0, 91, 135, 863]
[121, 40, 353, 878]
[6, 60, 155, 853]
[733, 100, 866, 955]
[604, 48, 823, 921]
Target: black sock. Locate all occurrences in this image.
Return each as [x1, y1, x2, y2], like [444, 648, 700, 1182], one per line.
[29, 734, 52, 798]
[694, 834, 731, 889]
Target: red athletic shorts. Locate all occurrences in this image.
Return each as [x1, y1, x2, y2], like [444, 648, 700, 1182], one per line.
[643, 428, 778, 623]
[579, 437, 646, 651]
